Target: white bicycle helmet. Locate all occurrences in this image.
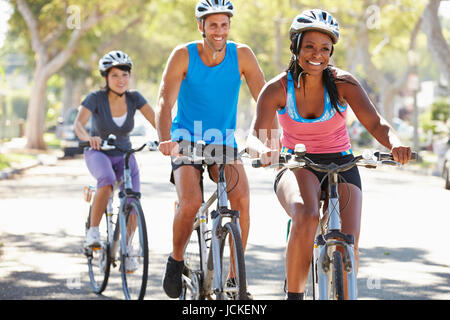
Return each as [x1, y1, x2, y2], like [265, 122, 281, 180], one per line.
[98, 50, 133, 76]
[289, 9, 340, 44]
[195, 0, 234, 20]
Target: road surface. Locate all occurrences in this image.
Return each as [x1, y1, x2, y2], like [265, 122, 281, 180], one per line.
[0, 151, 449, 300]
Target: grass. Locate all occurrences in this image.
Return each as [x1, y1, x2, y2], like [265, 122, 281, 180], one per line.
[0, 153, 35, 171]
[44, 132, 61, 149]
[0, 133, 61, 171]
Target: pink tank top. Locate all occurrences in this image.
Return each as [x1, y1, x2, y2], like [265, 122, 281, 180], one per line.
[277, 72, 352, 154]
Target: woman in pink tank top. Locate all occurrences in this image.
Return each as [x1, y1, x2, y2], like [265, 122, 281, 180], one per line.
[247, 9, 412, 300]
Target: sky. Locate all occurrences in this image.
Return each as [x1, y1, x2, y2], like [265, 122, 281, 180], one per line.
[0, 0, 13, 49]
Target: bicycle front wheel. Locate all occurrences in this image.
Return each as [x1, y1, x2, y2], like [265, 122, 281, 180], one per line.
[332, 250, 345, 300]
[216, 222, 247, 300]
[85, 207, 111, 294]
[180, 226, 204, 300]
[119, 199, 149, 300]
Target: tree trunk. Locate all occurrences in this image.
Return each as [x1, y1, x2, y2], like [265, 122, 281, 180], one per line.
[62, 76, 85, 116]
[25, 66, 50, 149]
[422, 0, 450, 92]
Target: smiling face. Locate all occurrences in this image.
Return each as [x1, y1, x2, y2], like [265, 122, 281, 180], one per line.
[106, 67, 130, 94]
[199, 13, 231, 51]
[297, 31, 333, 75]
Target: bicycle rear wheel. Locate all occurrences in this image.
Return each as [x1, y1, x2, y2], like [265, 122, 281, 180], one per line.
[332, 250, 345, 300]
[216, 222, 247, 300]
[119, 199, 149, 300]
[180, 226, 204, 300]
[85, 207, 111, 294]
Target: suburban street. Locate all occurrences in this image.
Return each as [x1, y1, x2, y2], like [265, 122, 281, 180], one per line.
[0, 150, 449, 300]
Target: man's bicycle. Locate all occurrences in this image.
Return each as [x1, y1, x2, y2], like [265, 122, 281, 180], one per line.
[177, 141, 249, 300]
[80, 134, 158, 300]
[253, 144, 417, 300]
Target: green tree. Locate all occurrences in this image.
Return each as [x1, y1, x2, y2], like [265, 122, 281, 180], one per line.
[12, 0, 152, 149]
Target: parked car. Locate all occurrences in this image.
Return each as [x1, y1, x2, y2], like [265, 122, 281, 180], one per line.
[57, 107, 91, 157]
[443, 146, 450, 190]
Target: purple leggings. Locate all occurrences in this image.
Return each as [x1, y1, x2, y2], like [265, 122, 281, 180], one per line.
[84, 149, 140, 192]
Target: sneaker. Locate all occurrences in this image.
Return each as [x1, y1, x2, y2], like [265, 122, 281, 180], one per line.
[225, 278, 253, 300]
[162, 255, 185, 298]
[85, 227, 101, 247]
[125, 246, 139, 273]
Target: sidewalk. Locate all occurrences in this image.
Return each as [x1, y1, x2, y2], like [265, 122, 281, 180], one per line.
[0, 137, 61, 180]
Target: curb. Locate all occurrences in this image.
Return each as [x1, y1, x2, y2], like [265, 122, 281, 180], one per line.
[0, 159, 41, 180]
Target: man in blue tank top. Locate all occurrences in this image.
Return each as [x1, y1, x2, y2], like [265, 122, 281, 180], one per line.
[156, 0, 265, 299]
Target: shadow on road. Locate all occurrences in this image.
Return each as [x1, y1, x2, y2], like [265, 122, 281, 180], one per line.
[1, 231, 449, 300]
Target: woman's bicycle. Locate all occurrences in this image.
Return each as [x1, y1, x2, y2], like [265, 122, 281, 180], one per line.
[253, 144, 417, 300]
[177, 141, 249, 300]
[80, 134, 158, 300]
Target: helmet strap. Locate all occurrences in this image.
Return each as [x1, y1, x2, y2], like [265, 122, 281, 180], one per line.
[202, 20, 226, 60]
[106, 84, 126, 98]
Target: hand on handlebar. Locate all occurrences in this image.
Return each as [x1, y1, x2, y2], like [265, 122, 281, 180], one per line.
[88, 136, 102, 150]
[390, 145, 412, 165]
[260, 149, 280, 167]
[158, 140, 179, 156]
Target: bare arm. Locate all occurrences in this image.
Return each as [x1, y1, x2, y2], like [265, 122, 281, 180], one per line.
[73, 106, 101, 150]
[155, 45, 189, 155]
[339, 74, 412, 164]
[237, 44, 266, 102]
[247, 75, 286, 162]
[139, 103, 156, 129]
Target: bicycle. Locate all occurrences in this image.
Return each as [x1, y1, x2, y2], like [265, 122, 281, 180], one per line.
[253, 144, 417, 300]
[80, 134, 158, 300]
[176, 141, 249, 300]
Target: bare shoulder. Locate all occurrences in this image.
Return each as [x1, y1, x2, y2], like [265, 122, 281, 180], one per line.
[259, 72, 287, 107]
[235, 42, 257, 60]
[163, 42, 193, 76]
[169, 43, 190, 62]
[331, 67, 359, 85]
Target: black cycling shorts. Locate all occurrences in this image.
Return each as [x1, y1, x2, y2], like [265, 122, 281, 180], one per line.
[273, 152, 362, 194]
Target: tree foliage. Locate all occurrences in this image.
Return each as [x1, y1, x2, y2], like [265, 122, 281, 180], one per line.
[2, 0, 447, 148]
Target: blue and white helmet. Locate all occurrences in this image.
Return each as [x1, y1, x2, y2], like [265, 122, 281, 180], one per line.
[98, 50, 133, 76]
[289, 9, 340, 44]
[195, 0, 234, 20]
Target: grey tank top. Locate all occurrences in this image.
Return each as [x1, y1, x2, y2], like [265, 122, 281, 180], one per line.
[81, 90, 147, 156]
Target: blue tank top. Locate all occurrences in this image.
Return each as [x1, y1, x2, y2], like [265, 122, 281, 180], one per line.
[171, 41, 242, 147]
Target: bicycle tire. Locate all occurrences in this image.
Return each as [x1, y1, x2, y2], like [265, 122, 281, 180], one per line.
[119, 199, 149, 300]
[86, 207, 111, 294]
[216, 222, 247, 300]
[180, 226, 204, 300]
[332, 250, 345, 300]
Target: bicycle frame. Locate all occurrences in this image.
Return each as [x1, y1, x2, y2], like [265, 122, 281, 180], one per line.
[86, 162, 141, 269]
[314, 167, 357, 300]
[82, 135, 156, 299]
[182, 151, 244, 299]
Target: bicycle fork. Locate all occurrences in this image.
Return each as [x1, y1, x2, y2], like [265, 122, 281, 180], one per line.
[316, 191, 357, 299]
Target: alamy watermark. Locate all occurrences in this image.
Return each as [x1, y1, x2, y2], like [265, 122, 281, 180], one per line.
[366, 275, 382, 290]
[66, 5, 81, 30]
[365, 4, 381, 30]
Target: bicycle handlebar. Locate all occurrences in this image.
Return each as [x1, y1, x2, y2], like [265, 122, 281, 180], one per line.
[79, 134, 159, 154]
[176, 140, 249, 164]
[251, 144, 418, 172]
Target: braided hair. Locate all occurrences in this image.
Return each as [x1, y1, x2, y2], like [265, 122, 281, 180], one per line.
[287, 32, 344, 116]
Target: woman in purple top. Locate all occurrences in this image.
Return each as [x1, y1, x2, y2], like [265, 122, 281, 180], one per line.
[74, 51, 155, 250]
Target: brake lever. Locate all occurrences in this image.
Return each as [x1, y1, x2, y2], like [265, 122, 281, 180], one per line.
[147, 141, 159, 151]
